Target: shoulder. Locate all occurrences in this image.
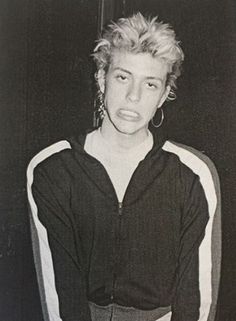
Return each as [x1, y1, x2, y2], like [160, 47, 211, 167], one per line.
[162, 140, 217, 175]
[26, 140, 78, 195]
[162, 140, 219, 216]
[27, 140, 72, 176]
[26, 133, 89, 188]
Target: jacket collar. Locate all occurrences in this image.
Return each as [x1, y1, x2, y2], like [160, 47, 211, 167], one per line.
[69, 127, 169, 205]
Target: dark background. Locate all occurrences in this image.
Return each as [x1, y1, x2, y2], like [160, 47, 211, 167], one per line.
[0, 0, 235, 320]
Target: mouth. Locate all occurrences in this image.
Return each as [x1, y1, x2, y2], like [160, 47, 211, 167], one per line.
[117, 109, 141, 121]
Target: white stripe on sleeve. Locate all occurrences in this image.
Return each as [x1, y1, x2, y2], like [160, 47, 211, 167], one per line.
[162, 141, 220, 321]
[27, 141, 71, 321]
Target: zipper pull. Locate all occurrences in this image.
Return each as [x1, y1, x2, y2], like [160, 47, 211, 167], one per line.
[118, 202, 123, 216]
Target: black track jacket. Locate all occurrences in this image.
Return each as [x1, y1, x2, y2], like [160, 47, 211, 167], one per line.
[27, 131, 220, 321]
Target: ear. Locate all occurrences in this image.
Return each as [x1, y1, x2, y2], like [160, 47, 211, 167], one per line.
[157, 85, 171, 108]
[97, 69, 106, 93]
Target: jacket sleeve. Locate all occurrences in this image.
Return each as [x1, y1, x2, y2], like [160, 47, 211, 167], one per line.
[171, 176, 209, 321]
[27, 155, 91, 321]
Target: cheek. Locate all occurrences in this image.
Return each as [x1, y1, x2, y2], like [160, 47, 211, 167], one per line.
[144, 95, 160, 112]
[104, 88, 119, 109]
[106, 84, 126, 103]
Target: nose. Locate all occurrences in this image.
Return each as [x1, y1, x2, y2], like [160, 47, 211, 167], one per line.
[126, 81, 141, 103]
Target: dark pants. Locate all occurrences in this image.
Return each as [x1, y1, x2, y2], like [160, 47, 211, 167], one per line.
[89, 301, 171, 321]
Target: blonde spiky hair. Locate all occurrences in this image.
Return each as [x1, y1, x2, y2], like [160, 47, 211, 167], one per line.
[92, 12, 184, 100]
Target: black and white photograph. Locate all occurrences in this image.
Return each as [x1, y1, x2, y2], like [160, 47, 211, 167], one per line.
[0, 1, 235, 321]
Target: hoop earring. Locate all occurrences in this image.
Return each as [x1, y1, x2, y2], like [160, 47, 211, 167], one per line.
[167, 90, 176, 101]
[151, 109, 164, 128]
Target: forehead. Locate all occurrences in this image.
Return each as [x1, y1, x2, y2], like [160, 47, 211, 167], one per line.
[108, 49, 170, 80]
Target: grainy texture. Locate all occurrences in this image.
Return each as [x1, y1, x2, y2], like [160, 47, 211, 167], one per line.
[0, 0, 98, 320]
[122, 1, 236, 320]
[0, 0, 235, 320]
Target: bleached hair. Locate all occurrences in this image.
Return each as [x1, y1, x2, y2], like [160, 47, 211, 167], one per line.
[92, 12, 184, 99]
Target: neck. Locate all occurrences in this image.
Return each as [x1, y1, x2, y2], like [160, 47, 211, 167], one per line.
[100, 117, 149, 151]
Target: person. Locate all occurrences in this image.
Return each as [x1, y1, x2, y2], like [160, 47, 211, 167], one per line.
[27, 12, 221, 321]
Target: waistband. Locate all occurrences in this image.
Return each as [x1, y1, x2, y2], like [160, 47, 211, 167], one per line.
[89, 301, 171, 321]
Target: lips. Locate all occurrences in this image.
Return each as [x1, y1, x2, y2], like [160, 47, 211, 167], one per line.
[117, 109, 140, 121]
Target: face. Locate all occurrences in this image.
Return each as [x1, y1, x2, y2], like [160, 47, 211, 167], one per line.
[98, 50, 170, 138]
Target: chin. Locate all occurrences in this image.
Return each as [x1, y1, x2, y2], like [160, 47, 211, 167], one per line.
[115, 123, 144, 136]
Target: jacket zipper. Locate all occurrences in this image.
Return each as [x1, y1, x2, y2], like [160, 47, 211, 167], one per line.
[118, 202, 123, 216]
[111, 202, 123, 301]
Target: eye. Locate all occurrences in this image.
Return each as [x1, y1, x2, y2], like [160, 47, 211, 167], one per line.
[116, 74, 128, 82]
[146, 82, 158, 89]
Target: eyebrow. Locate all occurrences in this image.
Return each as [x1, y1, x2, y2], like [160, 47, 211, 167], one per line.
[113, 67, 132, 75]
[113, 67, 164, 83]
